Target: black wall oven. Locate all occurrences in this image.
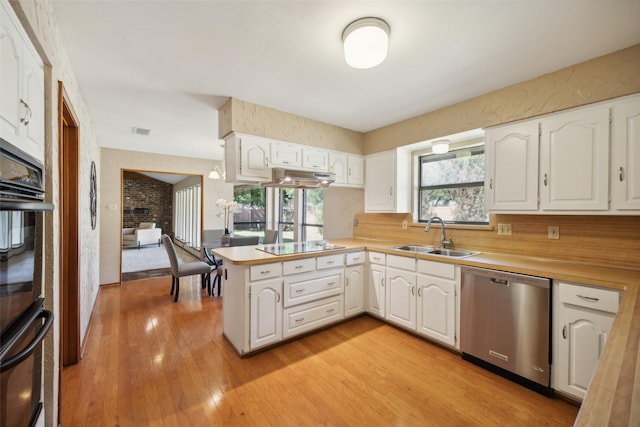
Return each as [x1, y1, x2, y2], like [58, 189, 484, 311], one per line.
[0, 139, 54, 427]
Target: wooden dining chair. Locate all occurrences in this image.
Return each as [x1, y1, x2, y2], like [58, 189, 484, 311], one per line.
[161, 234, 212, 302]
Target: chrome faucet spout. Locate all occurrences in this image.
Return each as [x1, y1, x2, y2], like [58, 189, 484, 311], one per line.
[425, 216, 453, 248]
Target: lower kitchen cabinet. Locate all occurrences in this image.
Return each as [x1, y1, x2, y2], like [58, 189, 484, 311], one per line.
[367, 252, 386, 318]
[344, 264, 365, 317]
[416, 274, 456, 347]
[385, 267, 416, 329]
[250, 278, 283, 350]
[552, 281, 620, 400]
[283, 295, 343, 338]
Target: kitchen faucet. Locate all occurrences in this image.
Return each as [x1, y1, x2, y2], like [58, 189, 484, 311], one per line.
[425, 216, 453, 249]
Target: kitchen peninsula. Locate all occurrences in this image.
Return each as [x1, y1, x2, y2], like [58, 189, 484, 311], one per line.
[213, 237, 640, 427]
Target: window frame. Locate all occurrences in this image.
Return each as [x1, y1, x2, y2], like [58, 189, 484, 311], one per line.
[417, 145, 489, 225]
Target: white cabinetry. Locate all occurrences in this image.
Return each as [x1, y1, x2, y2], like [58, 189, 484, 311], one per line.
[250, 278, 283, 349]
[271, 142, 302, 168]
[553, 281, 620, 400]
[367, 252, 386, 318]
[485, 120, 539, 211]
[540, 105, 610, 211]
[416, 259, 458, 348]
[365, 149, 410, 212]
[302, 147, 329, 171]
[224, 133, 271, 182]
[329, 151, 364, 187]
[0, 1, 44, 161]
[344, 252, 365, 317]
[385, 255, 416, 330]
[611, 95, 640, 211]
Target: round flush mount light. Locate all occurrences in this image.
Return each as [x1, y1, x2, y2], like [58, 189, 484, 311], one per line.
[432, 140, 450, 154]
[342, 17, 390, 69]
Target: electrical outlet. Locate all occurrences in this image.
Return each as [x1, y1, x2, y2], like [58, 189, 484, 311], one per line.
[402, 220, 408, 230]
[497, 223, 512, 235]
[548, 226, 560, 240]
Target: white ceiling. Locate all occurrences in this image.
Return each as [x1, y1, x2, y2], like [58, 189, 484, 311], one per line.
[51, 1, 640, 161]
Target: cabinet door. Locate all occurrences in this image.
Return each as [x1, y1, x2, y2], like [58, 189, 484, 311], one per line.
[416, 275, 456, 346]
[329, 151, 348, 184]
[367, 263, 385, 318]
[271, 142, 301, 167]
[540, 106, 610, 210]
[302, 147, 328, 171]
[347, 154, 364, 185]
[556, 305, 615, 400]
[0, 4, 22, 144]
[21, 45, 44, 161]
[344, 265, 364, 317]
[385, 267, 416, 330]
[240, 135, 272, 179]
[611, 95, 640, 211]
[250, 278, 282, 349]
[485, 121, 539, 211]
[365, 151, 396, 211]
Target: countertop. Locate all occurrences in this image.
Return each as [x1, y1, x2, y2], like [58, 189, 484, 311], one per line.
[213, 237, 640, 426]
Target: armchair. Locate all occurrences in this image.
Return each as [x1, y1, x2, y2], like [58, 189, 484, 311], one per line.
[122, 222, 162, 249]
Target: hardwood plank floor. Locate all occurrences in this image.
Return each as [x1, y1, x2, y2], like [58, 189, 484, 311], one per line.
[62, 276, 579, 426]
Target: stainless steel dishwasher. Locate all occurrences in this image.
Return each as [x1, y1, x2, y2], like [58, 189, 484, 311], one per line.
[460, 266, 551, 395]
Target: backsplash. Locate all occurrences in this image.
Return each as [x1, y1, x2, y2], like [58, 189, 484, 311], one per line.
[353, 213, 640, 270]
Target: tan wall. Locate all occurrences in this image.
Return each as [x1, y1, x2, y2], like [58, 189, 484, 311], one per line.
[100, 148, 233, 285]
[364, 44, 640, 153]
[219, 98, 363, 154]
[353, 213, 640, 270]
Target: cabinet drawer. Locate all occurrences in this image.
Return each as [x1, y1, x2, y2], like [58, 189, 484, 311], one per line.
[250, 262, 282, 281]
[387, 254, 416, 271]
[417, 259, 455, 280]
[284, 269, 343, 307]
[559, 282, 619, 314]
[346, 251, 365, 265]
[317, 254, 344, 270]
[283, 295, 344, 338]
[283, 258, 316, 275]
[368, 252, 386, 265]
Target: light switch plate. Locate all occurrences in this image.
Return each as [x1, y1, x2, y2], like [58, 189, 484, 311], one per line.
[548, 226, 560, 239]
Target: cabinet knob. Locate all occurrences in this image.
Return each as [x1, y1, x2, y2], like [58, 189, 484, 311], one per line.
[619, 167, 625, 182]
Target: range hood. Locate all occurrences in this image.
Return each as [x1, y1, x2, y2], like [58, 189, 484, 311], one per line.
[263, 168, 336, 188]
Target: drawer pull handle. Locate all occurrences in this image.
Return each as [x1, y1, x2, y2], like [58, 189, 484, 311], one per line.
[326, 308, 335, 313]
[619, 166, 625, 182]
[295, 265, 304, 269]
[327, 281, 336, 286]
[260, 270, 271, 275]
[327, 261, 334, 264]
[296, 288, 306, 293]
[295, 317, 304, 323]
[353, 257, 360, 261]
[577, 294, 599, 302]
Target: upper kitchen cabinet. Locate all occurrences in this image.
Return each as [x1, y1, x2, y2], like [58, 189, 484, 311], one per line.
[485, 120, 539, 211]
[365, 149, 410, 212]
[301, 147, 329, 172]
[540, 105, 610, 211]
[0, 1, 44, 162]
[328, 151, 364, 187]
[224, 133, 271, 183]
[611, 95, 640, 211]
[271, 141, 302, 168]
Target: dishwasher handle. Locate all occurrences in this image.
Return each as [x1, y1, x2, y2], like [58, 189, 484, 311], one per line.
[490, 277, 509, 286]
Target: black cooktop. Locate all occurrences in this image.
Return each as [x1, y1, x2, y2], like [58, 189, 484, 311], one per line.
[256, 241, 345, 256]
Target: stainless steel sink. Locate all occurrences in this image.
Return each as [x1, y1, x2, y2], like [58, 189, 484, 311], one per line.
[393, 245, 434, 253]
[425, 248, 480, 258]
[393, 245, 479, 258]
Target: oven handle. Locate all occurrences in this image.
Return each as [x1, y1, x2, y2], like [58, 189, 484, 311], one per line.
[0, 200, 55, 211]
[0, 309, 54, 373]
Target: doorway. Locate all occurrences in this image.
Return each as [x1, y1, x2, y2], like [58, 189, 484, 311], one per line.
[58, 82, 80, 366]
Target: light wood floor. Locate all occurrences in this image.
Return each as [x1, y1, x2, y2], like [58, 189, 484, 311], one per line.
[62, 276, 579, 426]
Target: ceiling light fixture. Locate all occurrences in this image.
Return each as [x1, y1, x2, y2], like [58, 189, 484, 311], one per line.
[432, 140, 450, 154]
[342, 17, 390, 69]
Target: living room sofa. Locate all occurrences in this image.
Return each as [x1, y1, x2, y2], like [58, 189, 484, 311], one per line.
[122, 222, 162, 249]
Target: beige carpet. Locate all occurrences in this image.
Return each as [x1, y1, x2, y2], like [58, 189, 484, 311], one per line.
[121, 245, 200, 281]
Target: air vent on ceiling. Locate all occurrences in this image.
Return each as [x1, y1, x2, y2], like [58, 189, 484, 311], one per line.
[131, 127, 151, 136]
